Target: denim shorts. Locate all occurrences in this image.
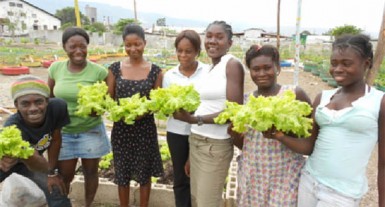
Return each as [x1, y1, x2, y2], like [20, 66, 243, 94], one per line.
[59, 122, 110, 160]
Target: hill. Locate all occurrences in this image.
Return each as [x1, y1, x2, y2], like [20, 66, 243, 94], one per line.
[25, 0, 210, 30]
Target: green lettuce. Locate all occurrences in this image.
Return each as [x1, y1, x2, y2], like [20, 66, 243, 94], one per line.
[214, 90, 312, 138]
[0, 125, 34, 159]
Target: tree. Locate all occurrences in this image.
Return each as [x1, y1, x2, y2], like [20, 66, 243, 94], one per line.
[55, 7, 90, 27]
[329, 24, 363, 37]
[156, 18, 166, 26]
[84, 22, 106, 36]
[113, 18, 138, 35]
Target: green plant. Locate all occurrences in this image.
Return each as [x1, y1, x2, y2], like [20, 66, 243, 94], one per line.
[20, 37, 29, 45]
[0, 125, 34, 159]
[327, 24, 363, 37]
[33, 38, 40, 45]
[159, 142, 171, 162]
[99, 152, 113, 169]
[5, 39, 13, 46]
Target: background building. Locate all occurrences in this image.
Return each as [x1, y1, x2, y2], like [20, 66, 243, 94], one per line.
[0, 0, 61, 36]
[85, 4, 97, 24]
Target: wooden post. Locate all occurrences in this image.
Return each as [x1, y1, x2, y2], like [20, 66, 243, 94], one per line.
[366, 3, 385, 85]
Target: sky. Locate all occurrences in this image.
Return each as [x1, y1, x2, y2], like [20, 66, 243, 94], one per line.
[80, 0, 384, 36]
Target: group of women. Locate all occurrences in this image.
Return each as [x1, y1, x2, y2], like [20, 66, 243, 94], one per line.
[47, 20, 384, 207]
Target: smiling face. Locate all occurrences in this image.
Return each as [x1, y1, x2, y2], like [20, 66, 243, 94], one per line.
[63, 35, 88, 66]
[330, 47, 369, 87]
[123, 34, 146, 60]
[204, 24, 232, 63]
[249, 55, 279, 89]
[15, 94, 48, 127]
[176, 38, 198, 68]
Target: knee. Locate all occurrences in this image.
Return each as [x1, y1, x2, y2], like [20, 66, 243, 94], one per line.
[82, 167, 99, 178]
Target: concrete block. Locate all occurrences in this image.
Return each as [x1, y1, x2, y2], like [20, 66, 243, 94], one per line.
[69, 176, 175, 206]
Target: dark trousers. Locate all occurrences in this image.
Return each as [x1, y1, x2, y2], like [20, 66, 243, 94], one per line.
[167, 131, 192, 207]
[0, 162, 72, 207]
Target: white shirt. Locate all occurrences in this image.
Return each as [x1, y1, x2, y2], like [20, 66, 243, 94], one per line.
[191, 54, 238, 139]
[162, 61, 208, 135]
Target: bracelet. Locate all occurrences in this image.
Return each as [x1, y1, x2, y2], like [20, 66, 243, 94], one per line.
[48, 168, 59, 177]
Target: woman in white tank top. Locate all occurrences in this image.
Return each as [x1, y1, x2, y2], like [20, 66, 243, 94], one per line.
[174, 20, 245, 207]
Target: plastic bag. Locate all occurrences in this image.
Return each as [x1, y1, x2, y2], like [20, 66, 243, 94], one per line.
[0, 173, 46, 207]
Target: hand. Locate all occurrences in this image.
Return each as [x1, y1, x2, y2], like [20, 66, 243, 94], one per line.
[173, 110, 194, 123]
[227, 123, 242, 138]
[184, 159, 190, 177]
[0, 156, 18, 172]
[228, 123, 244, 149]
[262, 127, 284, 140]
[89, 110, 99, 117]
[47, 175, 67, 195]
[135, 112, 150, 121]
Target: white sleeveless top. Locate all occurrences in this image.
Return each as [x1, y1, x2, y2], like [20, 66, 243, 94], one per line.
[191, 54, 237, 139]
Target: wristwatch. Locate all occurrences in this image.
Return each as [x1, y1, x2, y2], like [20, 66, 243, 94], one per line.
[48, 168, 59, 177]
[197, 116, 204, 126]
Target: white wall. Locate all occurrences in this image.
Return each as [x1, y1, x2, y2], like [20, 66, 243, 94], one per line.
[0, 0, 61, 36]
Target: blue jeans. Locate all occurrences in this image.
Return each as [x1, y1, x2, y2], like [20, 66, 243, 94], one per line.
[0, 163, 72, 207]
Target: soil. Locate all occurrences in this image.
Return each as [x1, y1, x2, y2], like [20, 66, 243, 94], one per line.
[0, 47, 378, 206]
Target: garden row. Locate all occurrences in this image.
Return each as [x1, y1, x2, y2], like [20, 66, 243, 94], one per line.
[303, 61, 385, 92]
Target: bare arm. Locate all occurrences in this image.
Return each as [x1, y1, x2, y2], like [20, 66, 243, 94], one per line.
[377, 95, 385, 207]
[47, 77, 55, 98]
[106, 69, 116, 99]
[174, 58, 244, 124]
[47, 128, 61, 173]
[270, 92, 321, 155]
[154, 70, 163, 89]
[22, 150, 49, 173]
[226, 58, 245, 104]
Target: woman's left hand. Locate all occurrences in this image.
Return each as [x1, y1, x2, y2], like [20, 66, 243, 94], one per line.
[262, 127, 284, 140]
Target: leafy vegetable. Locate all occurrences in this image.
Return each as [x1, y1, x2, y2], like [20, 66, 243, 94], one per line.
[215, 90, 313, 137]
[75, 82, 201, 124]
[159, 142, 171, 162]
[107, 93, 149, 125]
[75, 81, 116, 117]
[99, 152, 113, 170]
[147, 84, 200, 120]
[0, 125, 34, 159]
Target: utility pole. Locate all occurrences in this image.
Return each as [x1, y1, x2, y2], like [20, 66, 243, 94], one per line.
[134, 0, 137, 22]
[366, 3, 385, 85]
[277, 0, 281, 50]
[74, 0, 81, 27]
[293, 0, 302, 86]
